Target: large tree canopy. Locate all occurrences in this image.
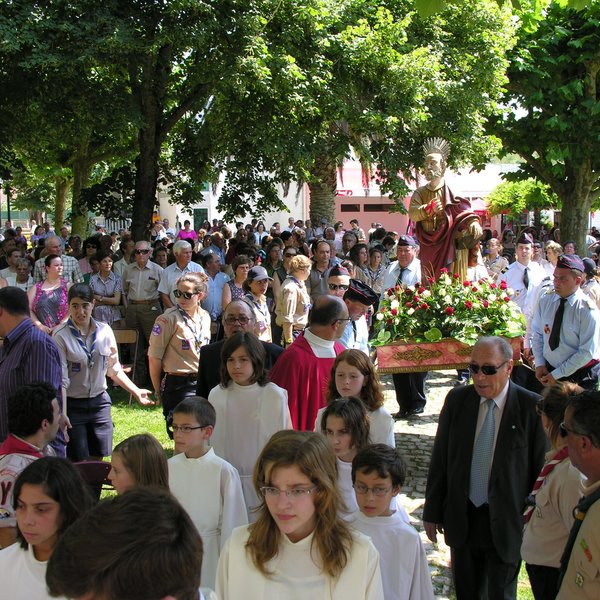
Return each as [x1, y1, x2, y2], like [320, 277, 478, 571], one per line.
[489, 1, 600, 251]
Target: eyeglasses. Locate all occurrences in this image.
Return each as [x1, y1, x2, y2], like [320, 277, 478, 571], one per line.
[224, 316, 251, 325]
[469, 361, 508, 375]
[353, 484, 393, 497]
[335, 317, 352, 325]
[174, 290, 199, 300]
[328, 284, 349, 291]
[259, 486, 317, 499]
[172, 425, 209, 434]
[134, 249, 150, 255]
[284, 252, 296, 258]
[559, 422, 585, 438]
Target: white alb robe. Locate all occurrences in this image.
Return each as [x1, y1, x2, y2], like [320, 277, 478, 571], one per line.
[208, 381, 292, 519]
[168, 448, 248, 590]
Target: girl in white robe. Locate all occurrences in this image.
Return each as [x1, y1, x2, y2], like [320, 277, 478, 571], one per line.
[0, 457, 94, 600]
[216, 430, 383, 599]
[315, 349, 395, 447]
[208, 332, 292, 519]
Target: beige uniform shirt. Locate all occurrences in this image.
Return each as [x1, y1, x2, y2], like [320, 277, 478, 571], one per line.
[148, 306, 211, 374]
[53, 320, 122, 398]
[122, 261, 163, 301]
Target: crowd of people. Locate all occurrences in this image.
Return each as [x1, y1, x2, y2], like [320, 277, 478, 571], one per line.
[0, 214, 599, 599]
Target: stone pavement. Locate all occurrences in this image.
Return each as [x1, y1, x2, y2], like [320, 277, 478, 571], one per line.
[381, 369, 458, 600]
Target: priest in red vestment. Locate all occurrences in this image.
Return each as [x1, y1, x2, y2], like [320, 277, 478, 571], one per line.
[270, 295, 348, 430]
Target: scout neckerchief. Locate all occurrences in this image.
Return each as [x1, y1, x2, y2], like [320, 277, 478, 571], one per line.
[523, 446, 569, 524]
[558, 485, 600, 588]
[176, 305, 203, 352]
[67, 318, 96, 368]
[246, 293, 269, 330]
[288, 276, 312, 313]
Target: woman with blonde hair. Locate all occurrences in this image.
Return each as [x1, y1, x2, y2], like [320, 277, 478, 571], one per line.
[544, 241, 563, 277]
[109, 433, 169, 494]
[275, 254, 312, 346]
[216, 430, 383, 599]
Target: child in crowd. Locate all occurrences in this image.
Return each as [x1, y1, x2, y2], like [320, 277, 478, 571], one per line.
[315, 349, 395, 447]
[0, 457, 94, 599]
[168, 397, 247, 590]
[350, 445, 434, 600]
[216, 430, 383, 599]
[321, 396, 371, 517]
[108, 433, 169, 494]
[208, 332, 292, 518]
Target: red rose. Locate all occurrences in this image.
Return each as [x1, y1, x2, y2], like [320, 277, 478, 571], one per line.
[463, 280, 471, 287]
[387, 289, 394, 296]
[418, 286, 425, 294]
[405, 302, 413, 308]
[490, 283, 497, 289]
[427, 277, 435, 284]
[465, 301, 473, 309]
[440, 268, 448, 274]
[420, 302, 429, 309]
[391, 308, 398, 316]
[471, 286, 478, 293]
[504, 296, 510, 302]
[483, 300, 489, 308]
[499, 280, 507, 290]
[387, 319, 393, 326]
[445, 306, 454, 315]
[453, 273, 460, 279]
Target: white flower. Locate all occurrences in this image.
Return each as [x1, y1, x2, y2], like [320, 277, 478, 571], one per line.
[488, 294, 497, 302]
[390, 299, 400, 310]
[421, 289, 431, 298]
[506, 287, 515, 296]
[444, 295, 452, 304]
[407, 308, 415, 315]
[376, 313, 384, 321]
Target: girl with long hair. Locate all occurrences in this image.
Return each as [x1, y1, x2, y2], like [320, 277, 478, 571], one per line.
[215, 430, 383, 599]
[316, 349, 394, 447]
[108, 433, 169, 494]
[208, 332, 292, 518]
[0, 457, 94, 599]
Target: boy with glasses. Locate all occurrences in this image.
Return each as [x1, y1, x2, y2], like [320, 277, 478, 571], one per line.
[169, 397, 247, 590]
[350, 444, 434, 600]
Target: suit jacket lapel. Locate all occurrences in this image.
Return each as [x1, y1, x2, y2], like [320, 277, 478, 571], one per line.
[489, 382, 519, 487]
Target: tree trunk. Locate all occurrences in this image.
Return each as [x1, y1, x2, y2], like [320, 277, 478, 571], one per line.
[54, 176, 72, 231]
[71, 149, 92, 238]
[131, 133, 159, 241]
[308, 155, 337, 226]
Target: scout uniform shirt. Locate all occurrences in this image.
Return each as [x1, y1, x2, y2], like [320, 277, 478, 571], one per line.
[148, 306, 211, 374]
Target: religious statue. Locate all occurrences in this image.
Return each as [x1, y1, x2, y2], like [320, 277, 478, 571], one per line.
[408, 138, 482, 282]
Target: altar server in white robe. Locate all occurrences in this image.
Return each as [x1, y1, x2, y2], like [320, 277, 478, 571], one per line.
[216, 430, 383, 600]
[208, 332, 292, 519]
[168, 397, 247, 590]
[349, 444, 434, 600]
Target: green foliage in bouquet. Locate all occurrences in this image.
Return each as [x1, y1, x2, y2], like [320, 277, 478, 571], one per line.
[372, 269, 526, 347]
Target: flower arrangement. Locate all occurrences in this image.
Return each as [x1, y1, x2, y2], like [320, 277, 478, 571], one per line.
[372, 269, 526, 347]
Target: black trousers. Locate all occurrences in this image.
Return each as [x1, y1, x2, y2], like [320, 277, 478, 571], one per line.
[161, 373, 198, 438]
[392, 372, 426, 413]
[451, 502, 520, 600]
[547, 360, 600, 391]
[525, 563, 560, 600]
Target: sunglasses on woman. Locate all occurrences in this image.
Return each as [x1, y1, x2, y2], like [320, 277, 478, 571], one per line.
[173, 290, 199, 300]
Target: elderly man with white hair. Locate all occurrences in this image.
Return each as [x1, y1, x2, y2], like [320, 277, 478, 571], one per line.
[158, 240, 205, 308]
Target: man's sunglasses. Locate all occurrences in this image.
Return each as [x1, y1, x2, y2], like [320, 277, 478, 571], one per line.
[174, 290, 199, 300]
[328, 284, 349, 291]
[468, 361, 508, 375]
[134, 249, 150, 255]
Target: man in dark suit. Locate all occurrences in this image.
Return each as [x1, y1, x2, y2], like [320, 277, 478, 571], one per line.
[196, 299, 283, 398]
[423, 336, 546, 599]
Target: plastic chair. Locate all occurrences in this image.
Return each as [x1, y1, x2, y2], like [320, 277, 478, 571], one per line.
[113, 328, 139, 404]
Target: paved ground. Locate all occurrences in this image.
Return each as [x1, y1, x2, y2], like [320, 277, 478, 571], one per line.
[381, 369, 458, 599]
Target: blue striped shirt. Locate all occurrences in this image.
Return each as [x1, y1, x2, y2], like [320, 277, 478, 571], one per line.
[0, 318, 64, 454]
